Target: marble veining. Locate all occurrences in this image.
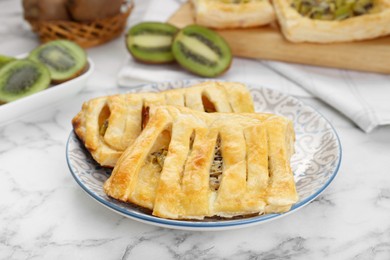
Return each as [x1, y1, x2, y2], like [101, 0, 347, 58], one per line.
[1, 0, 390, 259]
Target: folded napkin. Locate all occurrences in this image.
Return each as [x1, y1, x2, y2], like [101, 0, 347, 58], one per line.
[118, 0, 390, 133]
[267, 63, 390, 133]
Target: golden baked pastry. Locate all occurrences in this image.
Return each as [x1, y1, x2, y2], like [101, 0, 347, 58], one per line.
[104, 105, 298, 220]
[72, 81, 254, 167]
[273, 0, 390, 43]
[191, 0, 276, 29]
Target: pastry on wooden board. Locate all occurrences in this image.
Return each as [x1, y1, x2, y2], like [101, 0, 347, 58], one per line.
[72, 81, 254, 167]
[104, 105, 298, 220]
[191, 0, 276, 29]
[273, 0, 390, 43]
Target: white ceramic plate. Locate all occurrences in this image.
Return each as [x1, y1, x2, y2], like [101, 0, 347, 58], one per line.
[0, 56, 94, 126]
[66, 79, 342, 231]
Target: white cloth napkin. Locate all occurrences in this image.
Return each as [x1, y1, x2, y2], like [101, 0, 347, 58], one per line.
[118, 0, 390, 133]
[267, 63, 390, 133]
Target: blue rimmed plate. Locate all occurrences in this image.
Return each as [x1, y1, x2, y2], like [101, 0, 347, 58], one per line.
[66, 79, 342, 231]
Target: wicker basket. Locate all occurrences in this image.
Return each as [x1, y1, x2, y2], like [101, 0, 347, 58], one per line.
[26, 1, 134, 48]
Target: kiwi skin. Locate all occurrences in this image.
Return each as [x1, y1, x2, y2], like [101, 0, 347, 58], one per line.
[28, 40, 87, 84]
[49, 61, 87, 84]
[0, 59, 50, 103]
[126, 22, 179, 64]
[172, 25, 232, 78]
[0, 55, 15, 69]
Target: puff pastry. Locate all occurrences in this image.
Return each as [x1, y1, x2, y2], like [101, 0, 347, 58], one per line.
[273, 0, 390, 43]
[191, 0, 276, 29]
[72, 81, 254, 167]
[104, 105, 298, 220]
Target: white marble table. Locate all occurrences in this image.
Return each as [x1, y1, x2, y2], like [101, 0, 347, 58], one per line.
[1, 1, 390, 259]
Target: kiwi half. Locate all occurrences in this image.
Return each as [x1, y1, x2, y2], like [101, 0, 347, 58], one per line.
[126, 22, 179, 64]
[172, 25, 232, 77]
[0, 59, 50, 103]
[28, 40, 87, 83]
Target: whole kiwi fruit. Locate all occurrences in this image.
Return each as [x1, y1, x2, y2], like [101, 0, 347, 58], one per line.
[22, 0, 71, 21]
[67, 0, 123, 22]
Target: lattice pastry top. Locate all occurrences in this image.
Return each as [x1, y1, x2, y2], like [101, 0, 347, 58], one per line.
[104, 105, 298, 220]
[72, 81, 254, 167]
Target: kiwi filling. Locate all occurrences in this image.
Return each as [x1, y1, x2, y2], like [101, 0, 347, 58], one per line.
[152, 134, 224, 191]
[99, 120, 109, 136]
[145, 133, 224, 191]
[150, 148, 168, 169]
[4, 66, 40, 94]
[98, 105, 111, 137]
[291, 0, 374, 20]
[39, 46, 76, 71]
[218, 0, 260, 3]
[210, 136, 223, 191]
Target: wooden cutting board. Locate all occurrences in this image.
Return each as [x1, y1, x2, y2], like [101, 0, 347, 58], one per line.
[168, 3, 390, 74]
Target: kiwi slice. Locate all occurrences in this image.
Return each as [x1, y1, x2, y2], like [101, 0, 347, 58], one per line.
[0, 55, 15, 69]
[0, 59, 50, 103]
[28, 40, 87, 83]
[172, 25, 232, 77]
[126, 22, 179, 64]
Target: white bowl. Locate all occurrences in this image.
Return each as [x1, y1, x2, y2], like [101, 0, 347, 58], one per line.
[0, 57, 94, 125]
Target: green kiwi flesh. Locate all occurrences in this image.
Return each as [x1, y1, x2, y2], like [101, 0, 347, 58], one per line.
[126, 22, 179, 63]
[0, 59, 50, 103]
[0, 55, 15, 69]
[28, 40, 87, 83]
[172, 25, 232, 77]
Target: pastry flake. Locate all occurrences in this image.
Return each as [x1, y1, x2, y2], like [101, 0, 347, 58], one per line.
[273, 0, 390, 43]
[104, 106, 298, 220]
[191, 0, 276, 29]
[72, 81, 254, 167]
